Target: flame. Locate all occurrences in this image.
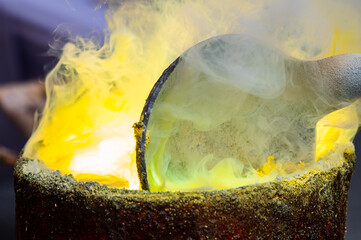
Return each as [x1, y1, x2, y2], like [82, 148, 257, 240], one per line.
[23, 0, 361, 190]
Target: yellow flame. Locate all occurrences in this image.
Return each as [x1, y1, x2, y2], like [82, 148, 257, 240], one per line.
[315, 103, 359, 162]
[313, 0, 361, 163]
[23, 0, 361, 190]
[257, 156, 278, 177]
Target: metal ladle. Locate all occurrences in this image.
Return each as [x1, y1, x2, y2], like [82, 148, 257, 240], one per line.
[135, 34, 361, 191]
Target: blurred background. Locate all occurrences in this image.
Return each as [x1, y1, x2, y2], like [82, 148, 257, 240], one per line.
[0, 1, 106, 239]
[0, 0, 359, 239]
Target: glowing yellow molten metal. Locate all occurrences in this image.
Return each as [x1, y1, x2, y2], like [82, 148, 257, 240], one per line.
[23, 0, 361, 190]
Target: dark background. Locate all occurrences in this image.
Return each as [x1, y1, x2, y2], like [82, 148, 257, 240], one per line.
[0, 1, 106, 239]
[0, 1, 359, 239]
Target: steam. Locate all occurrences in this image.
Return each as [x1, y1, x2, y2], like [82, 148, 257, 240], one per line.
[146, 34, 360, 191]
[23, 0, 361, 190]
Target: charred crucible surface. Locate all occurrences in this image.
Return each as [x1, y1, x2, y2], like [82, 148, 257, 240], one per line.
[15, 152, 355, 239]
